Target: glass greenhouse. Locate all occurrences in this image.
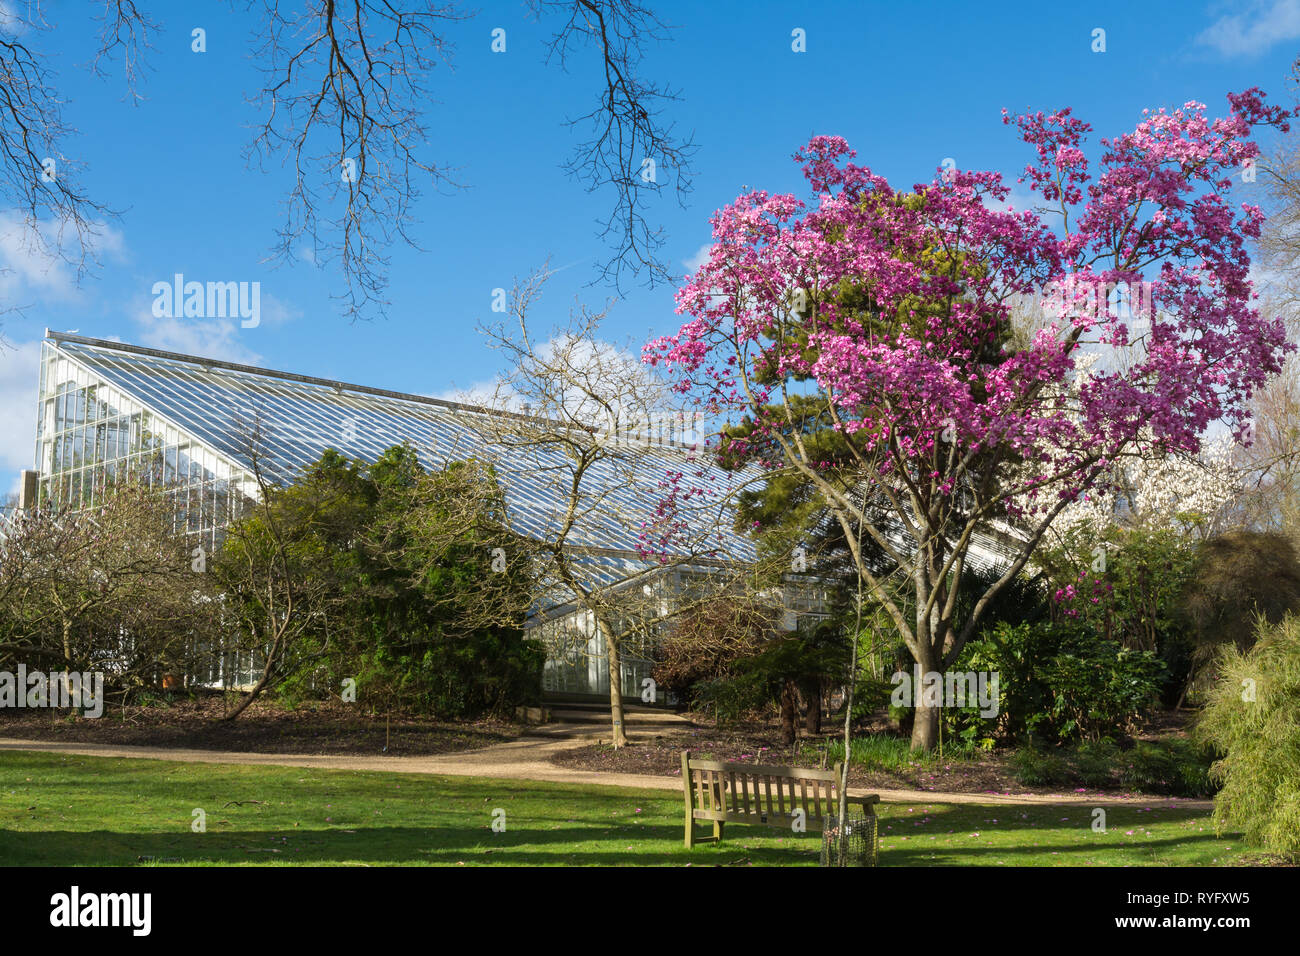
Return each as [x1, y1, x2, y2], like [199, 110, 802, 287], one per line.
[28, 331, 776, 700]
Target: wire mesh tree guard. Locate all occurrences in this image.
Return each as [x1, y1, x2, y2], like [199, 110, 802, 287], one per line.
[820, 806, 878, 867]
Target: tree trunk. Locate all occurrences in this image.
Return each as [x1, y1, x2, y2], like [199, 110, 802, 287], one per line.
[224, 634, 281, 721]
[911, 695, 940, 751]
[909, 638, 941, 752]
[604, 625, 629, 748]
[779, 679, 798, 746]
[802, 682, 821, 734]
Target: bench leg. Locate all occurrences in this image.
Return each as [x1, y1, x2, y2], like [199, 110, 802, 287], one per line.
[682, 753, 695, 849]
[864, 802, 878, 866]
[713, 820, 724, 844]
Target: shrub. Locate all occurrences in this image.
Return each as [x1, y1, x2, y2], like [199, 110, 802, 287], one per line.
[953, 620, 1165, 744]
[1011, 745, 1068, 787]
[652, 595, 777, 705]
[1181, 532, 1300, 702]
[1072, 738, 1120, 788]
[1117, 739, 1215, 797]
[1196, 613, 1300, 859]
[691, 623, 850, 743]
[1039, 523, 1199, 706]
[1117, 741, 1178, 793]
[1173, 740, 1216, 799]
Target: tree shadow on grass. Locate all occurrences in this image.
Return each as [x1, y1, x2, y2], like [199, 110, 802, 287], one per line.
[881, 832, 1230, 866]
[0, 825, 823, 867]
[873, 802, 1235, 866]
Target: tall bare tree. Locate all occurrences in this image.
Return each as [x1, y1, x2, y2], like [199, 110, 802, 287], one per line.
[0, 479, 221, 704]
[1235, 55, 1300, 545]
[457, 264, 735, 746]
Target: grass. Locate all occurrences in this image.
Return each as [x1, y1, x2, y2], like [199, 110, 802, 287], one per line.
[0, 750, 1249, 866]
[814, 734, 976, 772]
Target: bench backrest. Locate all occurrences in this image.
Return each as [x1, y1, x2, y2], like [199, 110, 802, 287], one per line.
[682, 751, 846, 826]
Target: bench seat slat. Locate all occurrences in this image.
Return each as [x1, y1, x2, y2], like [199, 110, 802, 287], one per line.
[686, 759, 839, 781]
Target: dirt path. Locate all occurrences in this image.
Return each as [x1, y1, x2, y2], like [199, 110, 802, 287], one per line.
[0, 730, 1214, 811]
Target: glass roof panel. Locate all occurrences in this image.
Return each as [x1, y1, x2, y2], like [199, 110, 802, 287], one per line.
[48, 335, 756, 563]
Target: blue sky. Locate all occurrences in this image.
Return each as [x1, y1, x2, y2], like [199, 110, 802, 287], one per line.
[1, 0, 1298, 493]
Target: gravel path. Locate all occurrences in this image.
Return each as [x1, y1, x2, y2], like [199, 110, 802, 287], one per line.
[0, 730, 1214, 811]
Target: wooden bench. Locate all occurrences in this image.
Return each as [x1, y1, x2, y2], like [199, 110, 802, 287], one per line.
[681, 750, 880, 848]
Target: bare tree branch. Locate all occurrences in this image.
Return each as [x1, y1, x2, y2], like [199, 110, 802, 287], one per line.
[87, 0, 156, 101]
[0, 6, 124, 282]
[532, 0, 696, 291]
[242, 0, 469, 321]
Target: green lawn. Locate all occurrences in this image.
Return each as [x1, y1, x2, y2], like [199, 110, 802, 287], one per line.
[0, 751, 1247, 866]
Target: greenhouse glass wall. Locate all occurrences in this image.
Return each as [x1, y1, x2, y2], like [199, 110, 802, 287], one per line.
[26, 331, 776, 701]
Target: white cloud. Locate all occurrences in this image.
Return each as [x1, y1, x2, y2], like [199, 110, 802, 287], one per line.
[0, 338, 41, 496]
[131, 309, 265, 366]
[683, 243, 712, 275]
[0, 0, 30, 36]
[126, 285, 298, 365]
[0, 219, 79, 303]
[1197, 0, 1300, 57]
[258, 292, 301, 327]
[430, 335, 670, 427]
[0, 214, 128, 305]
[428, 378, 503, 408]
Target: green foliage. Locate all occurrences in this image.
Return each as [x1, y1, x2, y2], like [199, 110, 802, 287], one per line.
[1039, 522, 1198, 705]
[820, 733, 964, 772]
[1009, 738, 1212, 796]
[1011, 745, 1069, 787]
[954, 620, 1165, 744]
[1072, 738, 1120, 788]
[1181, 531, 1300, 701]
[1197, 613, 1300, 859]
[694, 623, 848, 720]
[1039, 525, 1300, 710]
[1117, 740, 1215, 798]
[851, 673, 896, 722]
[218, 445, 543, 719]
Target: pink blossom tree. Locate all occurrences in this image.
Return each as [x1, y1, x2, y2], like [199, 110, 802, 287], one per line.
[645, 91, 1295, 751]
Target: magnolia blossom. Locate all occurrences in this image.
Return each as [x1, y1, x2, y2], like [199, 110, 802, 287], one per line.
[1051, 437, 1242, 538]
[1015, 353, 1245, 540]
[649, 95, 1294, 527]
[642, 90, 1295, 749]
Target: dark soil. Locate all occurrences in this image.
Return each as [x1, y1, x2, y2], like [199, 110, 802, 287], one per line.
[548, 710, 1206, 798]
[0, 693, 521, 757]
[549, 730, 1030, 793]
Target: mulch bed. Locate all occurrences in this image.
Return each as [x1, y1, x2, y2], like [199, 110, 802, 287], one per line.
[548, 714, 1200, 798]
[0, 694, 521, 757]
